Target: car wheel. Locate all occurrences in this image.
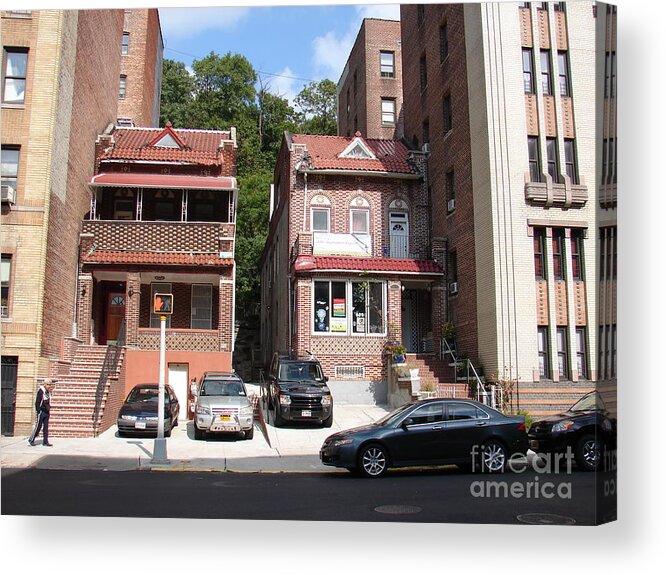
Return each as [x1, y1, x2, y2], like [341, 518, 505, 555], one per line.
[245, 426, 254, 440]
[481, 440, 507, 473]
[194, 423, 204, 440]
[358, 443, 389, 478]
[575, 434, 602, 472]
[322, 412, 333, 428]
[118, 430, 127, 438]
[273, 403, 284, 428]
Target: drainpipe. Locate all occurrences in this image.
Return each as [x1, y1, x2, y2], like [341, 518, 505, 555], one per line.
[72, 239, 81, 338]
[288, 274, 292, 355]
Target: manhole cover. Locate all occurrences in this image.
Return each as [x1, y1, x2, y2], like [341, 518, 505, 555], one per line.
[517, 513, 576, 525]
[375, 504, 422, 515]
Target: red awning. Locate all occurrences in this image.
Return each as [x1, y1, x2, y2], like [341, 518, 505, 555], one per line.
[293, 255, 443, 275]
[89, 172, 237, 190]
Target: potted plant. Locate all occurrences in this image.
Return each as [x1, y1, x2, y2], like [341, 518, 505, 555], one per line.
[442, 321, 456, 344]
[385, 341, 407, 364]
[420, 379, 436, 399]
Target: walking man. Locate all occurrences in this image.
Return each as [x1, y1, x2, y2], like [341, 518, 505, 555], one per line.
[28, 378, 55, 447]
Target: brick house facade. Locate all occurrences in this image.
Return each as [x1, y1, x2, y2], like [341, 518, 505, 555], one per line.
[261, 132, 450, 404]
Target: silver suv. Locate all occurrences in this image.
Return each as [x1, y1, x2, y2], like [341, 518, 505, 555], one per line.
[193, 372, 254, 440]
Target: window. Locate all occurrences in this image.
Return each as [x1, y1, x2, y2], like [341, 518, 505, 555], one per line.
[570, 229, 584, 281]
[554, 2, 566, 11]
[528, 136, 540, 182]
[446, 170, 455, 202]
[315, 280, 385, 335]
[537, 2, 548, 9]
[576, 327, 588, 379]
[422, 118, 430, 145]
[540, 50, 552, 95]
[446, 402, 482, 421]
[1, 255, 11, 318]
[350, 209, 369, 234]
[119, 75, 127, 100]
[564, 139, 577, 183]
[419, 55, 428, 92]
[381, 98, 396, 126]
[533, 228, 546, 280]
[449, 250, 458, 284]
[2, 48, 28, 104]
[439, 23, 449, 62]
[380, 51, 395, 78]
[523, 49, 535, 94]
[1, 147, 20, 190]
[150, 283, 171, 328]
[552, 229, 565, 280]
[537, 327, 550, 378]
[311, 208, 330, 232]
[546, 138, 558, 181]
[519, 2, 531, 8]
[558, 51, 570, 96]
[605, 138, 616, 185]
[417, 5, 425, 27]
[122, 32, 130, 55]
[352, 281, 384, 334]
[556, 327, 569, 379]
[191, 284, 212, 330]
[408, 402, 445, 425]
[443, 95, 452, 133]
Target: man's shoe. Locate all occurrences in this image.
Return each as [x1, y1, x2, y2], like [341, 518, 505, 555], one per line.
[43, 442, 53, 447]
[28, 441, 36, 446]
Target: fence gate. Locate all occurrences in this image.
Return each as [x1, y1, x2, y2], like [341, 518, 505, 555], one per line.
[1, 356, 18, 436]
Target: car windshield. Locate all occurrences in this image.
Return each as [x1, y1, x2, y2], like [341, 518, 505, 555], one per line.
[126, 387, 167, 403]
[570, 392, 606, 412]
[200, 379, 245, 397]
[279, 362, 324, 382]
[375, 403, 415, 427]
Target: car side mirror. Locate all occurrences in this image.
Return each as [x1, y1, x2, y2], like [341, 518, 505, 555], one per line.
[324, 376, 329, 383]
[401, 418, 413, 430]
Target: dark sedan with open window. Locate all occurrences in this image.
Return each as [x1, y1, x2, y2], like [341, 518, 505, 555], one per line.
[320, 398, 528, 478]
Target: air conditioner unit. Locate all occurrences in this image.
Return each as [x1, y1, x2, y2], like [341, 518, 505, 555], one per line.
[449, 281, 458, 295]
[447, 198, 455, 212]
[422, 143, 430, 153]
[1, 185, 15, 204]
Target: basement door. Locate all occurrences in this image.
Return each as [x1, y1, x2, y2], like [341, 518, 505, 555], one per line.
[1, 356, 17, 436]
[168, 363, 189, 421]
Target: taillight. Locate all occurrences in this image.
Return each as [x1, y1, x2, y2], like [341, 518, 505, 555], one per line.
[517, 422, 526, 431]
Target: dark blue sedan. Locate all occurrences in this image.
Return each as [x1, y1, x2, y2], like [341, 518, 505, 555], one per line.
[117, 383, 180, 437]
[320, 398, 528, 477]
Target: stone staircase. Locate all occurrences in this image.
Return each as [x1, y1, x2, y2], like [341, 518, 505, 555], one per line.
[49, 345, 126, 438]
[405, 353, 469, 398]
[510, 380, 598, 418]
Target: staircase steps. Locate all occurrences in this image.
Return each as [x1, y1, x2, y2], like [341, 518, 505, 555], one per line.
[405, 354, 470, 397]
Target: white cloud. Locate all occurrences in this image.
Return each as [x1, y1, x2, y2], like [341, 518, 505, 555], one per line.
[264, 67, 299, 106]
[311, 4, 401, 82]
[159, 7, 250, 41]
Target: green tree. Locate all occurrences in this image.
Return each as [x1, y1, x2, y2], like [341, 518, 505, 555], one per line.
[294, 79, 337, 135]
[159, 59, 194, 127]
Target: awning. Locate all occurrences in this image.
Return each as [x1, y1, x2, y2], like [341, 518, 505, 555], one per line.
[88, 172, 237, 190]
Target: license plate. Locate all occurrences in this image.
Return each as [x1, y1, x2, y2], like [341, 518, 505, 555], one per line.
[210, 424, 240, 432]
[530, 440, 539, 449]
[219, 415, 233, 422]
[301, 410, 312, 417]
[135, 421, 146, 430]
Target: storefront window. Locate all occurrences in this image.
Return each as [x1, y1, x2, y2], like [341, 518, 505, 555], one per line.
[315, 280, 385, 335]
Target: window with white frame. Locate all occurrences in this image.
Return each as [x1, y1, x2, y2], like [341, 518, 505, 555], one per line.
[350, 209, 369, 234]
[311, 207, 330, 232]
[191, 284, 212, 329]
[2, 48, 28, 104]
[150, 283, 171, 328]
[313, 280, 385, 335]
[381, 98, 396, 126]
[380, 51, 395, 78]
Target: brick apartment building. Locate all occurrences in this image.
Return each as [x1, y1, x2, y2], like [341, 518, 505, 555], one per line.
[337, 18, 404, 140]
[0, 8, 162, 437]
[397, 2, 616, 415]
[261, 132, 465, 404]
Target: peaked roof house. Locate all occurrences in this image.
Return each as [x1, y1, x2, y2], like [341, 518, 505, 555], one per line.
[261, 132, 462, 406]
[47, 122, 239, 437]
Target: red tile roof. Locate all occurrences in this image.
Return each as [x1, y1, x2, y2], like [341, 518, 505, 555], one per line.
[294, 255, 443, 275]
[83, 250, 233, 267]
[89, 172, 236, 190]
[291, 134, 416, 174]
[99, 125, 233, 166]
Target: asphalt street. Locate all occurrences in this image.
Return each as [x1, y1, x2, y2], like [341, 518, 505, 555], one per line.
[1, 466, 615, 525]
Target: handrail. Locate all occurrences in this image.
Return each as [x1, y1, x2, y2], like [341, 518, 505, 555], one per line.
[92, 320, 126, 437]
[441, 337, 492, 406]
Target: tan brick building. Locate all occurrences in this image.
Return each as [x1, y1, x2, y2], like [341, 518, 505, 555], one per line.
[0, 9, 162, 437]
[337, 19, 404, 140]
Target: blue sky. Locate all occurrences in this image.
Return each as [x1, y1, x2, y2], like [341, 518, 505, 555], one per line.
[158, 3, 401, 103]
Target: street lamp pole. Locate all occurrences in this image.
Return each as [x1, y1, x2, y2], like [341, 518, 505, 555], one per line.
[152, 314, 168, 464]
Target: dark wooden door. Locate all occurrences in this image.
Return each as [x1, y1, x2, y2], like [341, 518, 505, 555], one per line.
[106, 293, 126, 342]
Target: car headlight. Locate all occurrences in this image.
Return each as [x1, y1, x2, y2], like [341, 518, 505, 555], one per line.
[196, 405, 211, 415]
[240, 405, 253, 417]
[552, 420, 575, 432]
[279, 395, 291, 405]
[120, 414, 137, 421]
[333, 438, 353, 447]
[321, 395, 332, 406]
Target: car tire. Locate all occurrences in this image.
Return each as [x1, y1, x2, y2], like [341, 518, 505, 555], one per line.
[194, 423, 204, 440]
[575, 434, 603, 472]
[273, 403, 284, 428]
[358, 443, 389, 478]
[322, 412, 333, 428]
[118, 430, 127, 438]
[481, 440, 508, 473]
[245, 426, 254, 440]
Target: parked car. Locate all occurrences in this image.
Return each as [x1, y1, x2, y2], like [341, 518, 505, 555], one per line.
[528, 391, 616, 472]
[320, 398, 528, 478]
[265, 352, 333, 428]
[193, 372, 254, 440]
[117, 384, 179, 437]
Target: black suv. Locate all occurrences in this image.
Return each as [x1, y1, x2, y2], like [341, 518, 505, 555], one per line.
[265, 352, 333, 427]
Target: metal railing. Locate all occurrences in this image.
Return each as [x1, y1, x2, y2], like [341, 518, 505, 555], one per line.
[92, 320, 126, 437]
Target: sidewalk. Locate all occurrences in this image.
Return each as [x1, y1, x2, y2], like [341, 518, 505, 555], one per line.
[0, 403, 392, 474]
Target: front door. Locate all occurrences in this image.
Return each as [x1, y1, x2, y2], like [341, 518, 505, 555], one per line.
[389, 212, 409, 258]
[106, 292, 126, 343]
[168, 363, 189, 421]
[1, 356, 18, 436]
[401, 289, 418, 353]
